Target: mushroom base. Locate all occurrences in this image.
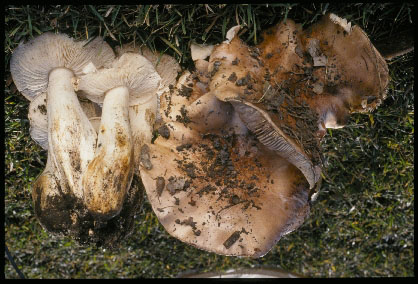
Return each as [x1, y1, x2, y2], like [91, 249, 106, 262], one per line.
[33, 172, 144, 247]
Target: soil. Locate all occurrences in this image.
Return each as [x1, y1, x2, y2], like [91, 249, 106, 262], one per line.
[157, 124, 170, 139]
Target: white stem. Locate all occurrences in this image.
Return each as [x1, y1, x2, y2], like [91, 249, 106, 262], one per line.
[129, 93, 158, 168]
[82, 86, 134, 218]
[47, 68, 97, 199]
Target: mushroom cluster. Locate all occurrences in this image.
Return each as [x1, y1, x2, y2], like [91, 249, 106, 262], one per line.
[10, 13, 389, 256]
[10, 33, 162, 245]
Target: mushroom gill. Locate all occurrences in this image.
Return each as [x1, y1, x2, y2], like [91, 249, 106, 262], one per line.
[207, 13, 389, 189]
[137, 13, 390, 257]
[10, 33, 145, 245]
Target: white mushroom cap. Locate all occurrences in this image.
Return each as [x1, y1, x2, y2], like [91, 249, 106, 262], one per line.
[73, 53, 161, 106]
[114, 44, 182, 126]
[139, 47, 182, 96]
[115, 44, 181, 95]
[10, 33, 115, 101]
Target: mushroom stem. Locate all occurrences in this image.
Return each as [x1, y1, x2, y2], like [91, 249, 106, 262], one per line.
[82, 86, 134, 219]
[129, 94, 158, 169]
[47, 67, 97, 199]
[32, 153, 72, 234]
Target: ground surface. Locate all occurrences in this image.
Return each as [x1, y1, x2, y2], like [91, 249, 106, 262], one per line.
[4, 4, 414, 278]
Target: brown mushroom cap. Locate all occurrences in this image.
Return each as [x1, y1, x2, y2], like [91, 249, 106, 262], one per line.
[139, 71, 312, 257]
[299, 13, 389, 115]
[208, 23, 322, 189]
[206, 13, 389, 188]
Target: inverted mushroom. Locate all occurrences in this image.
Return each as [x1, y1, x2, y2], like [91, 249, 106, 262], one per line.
[11, 32, 116, 204]
[73, 52, 161, 218]
[10, 33, 144, 244]
[139, 70, 312, 257]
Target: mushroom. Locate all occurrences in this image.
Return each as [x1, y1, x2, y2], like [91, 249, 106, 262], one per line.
[114, 44, 182, 126]
[114, 44, 181, 96]
[139, 70, 313, 257]
[113, 44, 182, 160]
[10, 32, 114, 200]
[190, 42, 215, 84]
[295, 13, 389, 130]
[27, 92, 102, 150]
[206, 13, 389, 188]
[10, 32, 116, 204]
[73, 52, 161, 217]
[11, 33, 144, 244]
[190, 42, 215, 61]
[137, 14, 389, 257]
[208, 22, 322, 189]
